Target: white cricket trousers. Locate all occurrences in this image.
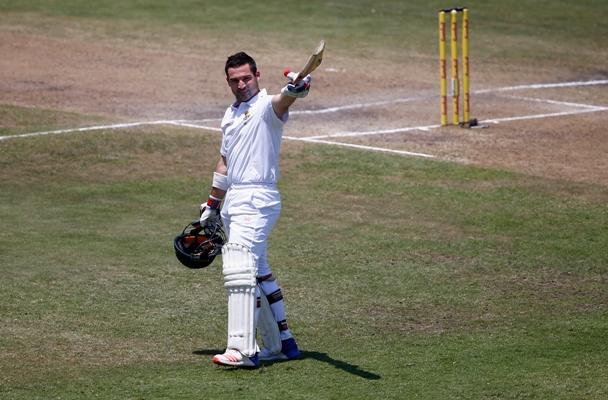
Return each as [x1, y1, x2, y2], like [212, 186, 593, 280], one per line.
[220, 184, 281, 278]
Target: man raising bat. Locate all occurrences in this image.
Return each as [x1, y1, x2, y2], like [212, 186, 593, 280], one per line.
[198, 42, 324, 368]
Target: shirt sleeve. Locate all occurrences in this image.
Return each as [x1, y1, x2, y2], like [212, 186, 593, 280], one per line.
[220, 107, 231, 156]
[262, 95, 288, 130]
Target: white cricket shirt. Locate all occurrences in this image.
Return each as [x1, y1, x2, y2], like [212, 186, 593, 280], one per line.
[220, 89, 287, 186]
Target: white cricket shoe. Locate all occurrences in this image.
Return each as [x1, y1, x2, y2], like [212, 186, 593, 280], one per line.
[212, 349, 260, 368]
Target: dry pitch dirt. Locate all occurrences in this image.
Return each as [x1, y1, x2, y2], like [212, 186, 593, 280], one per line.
[1, 22, 607, 187]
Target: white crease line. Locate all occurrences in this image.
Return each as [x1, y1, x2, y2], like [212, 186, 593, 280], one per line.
[481, 106, 608, 124]
[176, 96, 433, 120]
[475, 79, 608, 94]
[284, 136, 436, 158]
[497, 94, 604, 109]
[307, 124, 442, 140]
[291, 95, 434, 115]
[164, 121, 221, 131]
[287, 80, 608, 116]
[0, 121, 171, 141]
[160, 80, 608, 122]
[3, 79, 608, 147]
[293, 79, 608, 116]
[308, 106, 608, 139]
[169, 118, 221, 124]
[163, 121, 435, 159]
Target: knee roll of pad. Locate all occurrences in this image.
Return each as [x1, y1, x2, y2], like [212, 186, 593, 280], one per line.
[222, 243, 257, 288]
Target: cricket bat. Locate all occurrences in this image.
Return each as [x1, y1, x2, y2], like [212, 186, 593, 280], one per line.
[283, 40, 326, 83]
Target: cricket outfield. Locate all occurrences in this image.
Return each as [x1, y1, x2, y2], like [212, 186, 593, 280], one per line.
[1, 1, 607, 399]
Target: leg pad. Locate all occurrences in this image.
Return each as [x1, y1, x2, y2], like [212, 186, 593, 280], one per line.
[222, 243, 258, 357]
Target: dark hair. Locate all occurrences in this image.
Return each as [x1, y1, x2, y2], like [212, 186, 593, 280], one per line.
[225, 52, 257, 77]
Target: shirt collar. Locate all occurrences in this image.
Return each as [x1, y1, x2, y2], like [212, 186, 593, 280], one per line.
[232, 89, 266, 110]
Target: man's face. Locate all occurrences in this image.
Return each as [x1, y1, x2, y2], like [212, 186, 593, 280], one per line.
[226, 63, 260, 104]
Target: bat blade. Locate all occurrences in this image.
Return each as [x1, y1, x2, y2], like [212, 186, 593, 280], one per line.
[293, 40, 325, 82]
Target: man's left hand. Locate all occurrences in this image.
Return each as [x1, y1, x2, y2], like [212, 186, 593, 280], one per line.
[281, 75, 312, 98]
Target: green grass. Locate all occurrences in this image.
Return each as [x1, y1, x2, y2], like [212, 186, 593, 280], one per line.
[1, 122, 607, 399]
[0, 105, 110, 136]
[2, 0, 607, 66]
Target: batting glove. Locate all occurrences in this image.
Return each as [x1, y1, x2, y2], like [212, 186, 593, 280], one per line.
[199, 195, 221, 226]
[281, 75, 312, 98]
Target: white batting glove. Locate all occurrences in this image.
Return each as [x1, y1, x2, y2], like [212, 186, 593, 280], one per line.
[199, 205, 219, 225]
[199, 196, 221, 226]
[281, 75, 312, 98]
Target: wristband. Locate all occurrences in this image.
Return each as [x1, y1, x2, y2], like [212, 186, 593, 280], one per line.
[207, 195, 222, 210]
[212, 172, 229, 191]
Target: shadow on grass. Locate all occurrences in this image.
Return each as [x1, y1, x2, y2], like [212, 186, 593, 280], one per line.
[300, 351, 381, 380]
[193, 349, 381, 380]
[193, 349, 224, 356]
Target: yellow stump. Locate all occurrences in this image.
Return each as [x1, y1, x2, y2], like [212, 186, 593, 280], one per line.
[462, 8, 470, 125]
[450, 9, 460, 126]
[438, 11, 447, 127]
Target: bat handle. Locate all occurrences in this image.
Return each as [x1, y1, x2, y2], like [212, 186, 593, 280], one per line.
[283, 68, 300, 82]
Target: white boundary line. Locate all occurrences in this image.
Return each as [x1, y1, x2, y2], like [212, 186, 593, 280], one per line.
[1, 79, 607, 159]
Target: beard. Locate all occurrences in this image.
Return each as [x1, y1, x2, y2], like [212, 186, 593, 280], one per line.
[232, 82, 259, 104]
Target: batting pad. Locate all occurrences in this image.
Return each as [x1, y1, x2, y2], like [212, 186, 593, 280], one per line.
[222, 243, 258, 357]
[257, 290, 282, 354]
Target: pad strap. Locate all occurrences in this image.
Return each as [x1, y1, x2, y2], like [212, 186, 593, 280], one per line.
[266, 289, 284, 305]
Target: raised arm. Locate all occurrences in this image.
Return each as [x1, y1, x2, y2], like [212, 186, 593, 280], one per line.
[271, 74, 312, 120]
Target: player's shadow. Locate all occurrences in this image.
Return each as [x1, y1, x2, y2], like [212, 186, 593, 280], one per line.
[193, 349, 381, 380]
[193, 349, 224, 356]
[300, 350, 381, 380]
